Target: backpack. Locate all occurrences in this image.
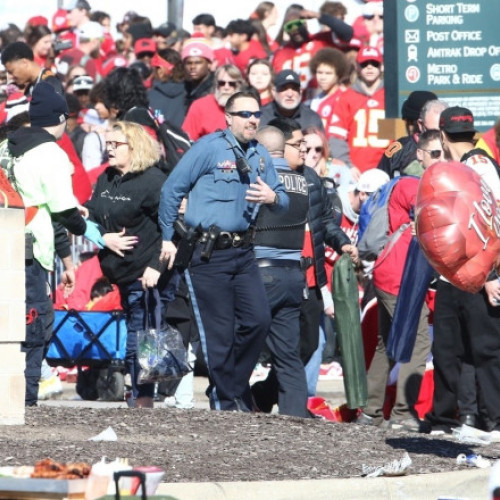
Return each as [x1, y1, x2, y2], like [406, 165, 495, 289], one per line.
[123, 106, 191, 174]
[156, 120, 192, 174]
[93, 131, 109, 165]
[357, 176, 415, 261]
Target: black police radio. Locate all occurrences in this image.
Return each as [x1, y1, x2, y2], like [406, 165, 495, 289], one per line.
[221, 132, 252, 175]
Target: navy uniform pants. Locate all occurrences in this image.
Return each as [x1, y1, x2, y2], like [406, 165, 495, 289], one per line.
[187, 245, 271, 411]
[257, 264, 309, 417]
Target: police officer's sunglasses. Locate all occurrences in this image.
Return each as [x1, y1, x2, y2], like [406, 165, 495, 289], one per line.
[228, 111, 263, 119]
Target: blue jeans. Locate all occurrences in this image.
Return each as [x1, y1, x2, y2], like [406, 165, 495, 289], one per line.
[24, 258, 53, 406]
[120, 276, 178, 400]
[304, 319, 326, 397]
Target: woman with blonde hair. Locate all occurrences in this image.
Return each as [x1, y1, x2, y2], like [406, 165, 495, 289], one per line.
[86, 121, 177, 408]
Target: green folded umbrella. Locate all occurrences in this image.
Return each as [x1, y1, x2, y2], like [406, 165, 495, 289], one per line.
[332, 254, 367, 409]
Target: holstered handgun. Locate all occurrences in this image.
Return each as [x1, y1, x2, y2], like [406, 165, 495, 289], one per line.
[244, 224, 256, 246]
[200, 224, 220, 262]
[173, 219, 200, 269]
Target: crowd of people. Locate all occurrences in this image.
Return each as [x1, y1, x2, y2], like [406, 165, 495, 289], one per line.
[2, 0, 500, 439]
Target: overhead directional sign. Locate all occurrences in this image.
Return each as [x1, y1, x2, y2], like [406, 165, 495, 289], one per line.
[384, 0, 500, 131]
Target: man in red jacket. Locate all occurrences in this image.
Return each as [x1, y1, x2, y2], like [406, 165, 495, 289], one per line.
[57, 132, 92, 204]
[182, 65, 243, 141]
[1, 42, 92, 203]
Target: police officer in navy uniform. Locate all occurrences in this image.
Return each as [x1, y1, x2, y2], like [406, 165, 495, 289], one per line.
[159, 91, 289, 411]
[251, 118, 358, 415]
[253, 124, 311, 417]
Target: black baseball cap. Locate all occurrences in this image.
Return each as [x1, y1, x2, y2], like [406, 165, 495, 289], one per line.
[154, 22, 176, 38]
[274, 70, 300, 91]
[439, 106, 476, 134]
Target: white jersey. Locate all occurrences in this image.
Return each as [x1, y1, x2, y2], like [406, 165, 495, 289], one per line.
[463, 150, 500, 204]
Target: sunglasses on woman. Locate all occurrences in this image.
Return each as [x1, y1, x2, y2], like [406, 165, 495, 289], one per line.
[105, 141, 128, 149]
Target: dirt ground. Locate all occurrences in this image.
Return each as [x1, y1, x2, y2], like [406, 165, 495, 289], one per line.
[2, 404, 500, 483]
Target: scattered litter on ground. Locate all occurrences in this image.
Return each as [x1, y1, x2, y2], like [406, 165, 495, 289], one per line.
[5, 407, 500, 482]
[89, 426, 118, 442]
[456, 453, 491, 469]
[362, 452, 412, 477]
[452, 424, 492, 445]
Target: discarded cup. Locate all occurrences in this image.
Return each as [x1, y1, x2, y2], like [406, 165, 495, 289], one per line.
[457, 453, 491, 468]
[132, 466, 165, 495]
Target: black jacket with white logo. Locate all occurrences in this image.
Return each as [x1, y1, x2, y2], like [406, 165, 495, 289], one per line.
[86, 164, 167, 286]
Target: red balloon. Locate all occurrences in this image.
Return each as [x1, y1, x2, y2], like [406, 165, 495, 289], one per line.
[416, 161, 500, 293]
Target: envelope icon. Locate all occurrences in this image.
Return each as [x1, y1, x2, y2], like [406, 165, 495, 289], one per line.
[405, 29, 420, 44]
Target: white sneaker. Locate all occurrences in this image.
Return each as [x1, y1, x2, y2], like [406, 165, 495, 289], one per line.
[430, 429, 446, 436]
[250, 363, 271, 385]
[38, 374, 63, 400]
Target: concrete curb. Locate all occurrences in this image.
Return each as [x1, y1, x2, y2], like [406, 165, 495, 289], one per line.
[157, 468, 490, 500]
